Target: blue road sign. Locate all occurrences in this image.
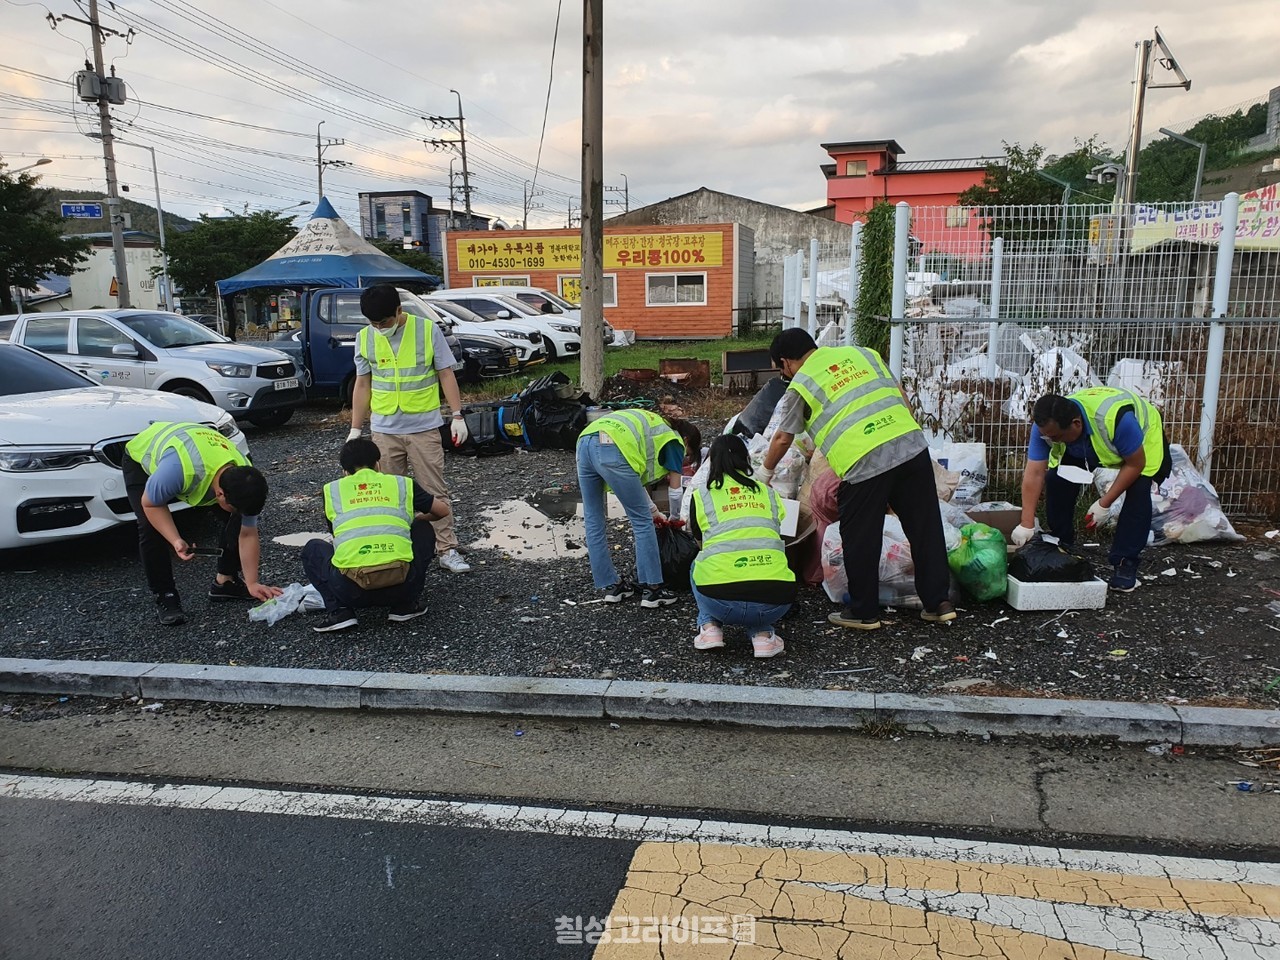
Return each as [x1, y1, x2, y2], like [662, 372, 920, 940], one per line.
[60, 202, 104, 219]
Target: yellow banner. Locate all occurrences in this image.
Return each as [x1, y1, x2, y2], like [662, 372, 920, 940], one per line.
[1131, 185, 1280, 251]
[455, 232, 724, 272]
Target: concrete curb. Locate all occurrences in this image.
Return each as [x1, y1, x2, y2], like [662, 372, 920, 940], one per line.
[3, 657, 1279, 746]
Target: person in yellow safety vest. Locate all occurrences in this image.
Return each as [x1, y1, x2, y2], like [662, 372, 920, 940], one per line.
[122, 421, 283, 626]
[1013, 390, 1171, 592]
[301, 438, 453, 633]
[761, 329, 956, 630]
[689, 435, 797, 659]
[349, 283, 472, 574]
[576, 408, 702, 608]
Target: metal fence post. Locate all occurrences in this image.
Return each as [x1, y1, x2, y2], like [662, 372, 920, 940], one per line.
[780, 253, 794, 329]
[846, 220, 862, 346]
[985, 236, 1004, 380]
[888, 201, 910, 376]
[1196, 191, 1240, 478]
[807, 237, 820, 337]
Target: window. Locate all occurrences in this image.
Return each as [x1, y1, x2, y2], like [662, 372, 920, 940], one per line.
[645, 273, 707, 307]
[401, 203, 412, 237]
[76, 317, 134, 358]
[373, 204, 387, 239]
[317, 293, 368, 338]
[0, 343, 93, 395]
[474, 276, 530, 288]
[843, 160, 868, 177]
[557, 275, 616, 307]
[945, 207, 971, 228]
[23, 316, 70, 354]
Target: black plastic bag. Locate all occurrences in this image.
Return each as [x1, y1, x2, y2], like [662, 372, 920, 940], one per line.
[656, 523, 699, 590]
[1008, 536, 1094, 583]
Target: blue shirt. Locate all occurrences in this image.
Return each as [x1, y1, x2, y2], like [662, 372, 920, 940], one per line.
[658, 439, 685, 474]
[1027, 399, 1143, 467]
[144, 451, 259, 527]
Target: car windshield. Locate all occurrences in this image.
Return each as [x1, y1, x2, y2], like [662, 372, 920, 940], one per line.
[0, 344, 94, 396]
[493, 295, 540, 316]
[398, 293, 456, 334]
[116, 312, 226, 348]
[429, 299, 490, 325]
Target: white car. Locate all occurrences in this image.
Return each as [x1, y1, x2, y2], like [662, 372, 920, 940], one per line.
[412, 294, 547, 367]
[428, 289, 582, 361]
[0, 309, 305, 428]
[0, 342, 249, 550]
[476, 285, 618, 345]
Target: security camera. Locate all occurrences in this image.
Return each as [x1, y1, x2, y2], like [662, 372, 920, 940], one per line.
[1086, 163, 1123, 185]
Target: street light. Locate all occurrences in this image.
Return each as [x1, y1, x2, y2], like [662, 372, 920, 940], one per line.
[8, 157, 52, 174]
[87, 133, 171, 310]
[1035, 169, 1073, 250]
[1157, 127, 1207, 203]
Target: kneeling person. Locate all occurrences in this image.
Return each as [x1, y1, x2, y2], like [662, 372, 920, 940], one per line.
[123, 421, 281, 626]
[303, 438, 451, 633]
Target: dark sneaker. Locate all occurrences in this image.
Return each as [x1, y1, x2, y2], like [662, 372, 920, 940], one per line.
[313, 608, 358, 633]
[640, 586, 677, 608]
[1109, 566, 1139, 592]
[603, 579, 636, 603]
[388, 602, 428, 623]
[920, 601, 957, 623]
[828, 609, 882, 630]
[208, 578, 252, 601]
[156, 592, 186, 626]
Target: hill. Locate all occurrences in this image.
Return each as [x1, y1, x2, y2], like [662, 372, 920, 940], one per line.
[35, 187, 195, 237]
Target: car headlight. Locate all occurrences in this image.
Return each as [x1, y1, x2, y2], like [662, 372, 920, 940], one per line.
[213, 412, 241, 439]
[496, 329, 526, 341]
[206, 361, 253, 378]
[549, 323, 578, 333]
[0, 447, 98, 472]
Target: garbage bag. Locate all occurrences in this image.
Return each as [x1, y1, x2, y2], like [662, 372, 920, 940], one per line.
[947, 522, 1007, 601]
[656, 523, 699, 590]
[248, 582, 311, 625]
[1008, 536, 1094, 583]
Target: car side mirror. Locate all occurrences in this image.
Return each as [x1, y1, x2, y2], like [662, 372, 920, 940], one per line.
[111, 342, 140, 358]
[494, 309, 511, 319]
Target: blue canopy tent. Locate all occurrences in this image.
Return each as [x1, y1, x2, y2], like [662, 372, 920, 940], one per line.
[215, 199, 440, 329]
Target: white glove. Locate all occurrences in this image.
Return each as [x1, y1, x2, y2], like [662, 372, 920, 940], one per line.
[649, 499, 665, 521]
[1010, 523, 1036, 547]
[666, 486, 684, 520]
[450, 415, 469, 447]
[1085, 500, 1110, 530]
[754, 465, 775, 486]
[346, 427, 362, 442]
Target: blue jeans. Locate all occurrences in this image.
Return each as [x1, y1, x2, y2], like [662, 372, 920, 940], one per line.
[692, 584, 791, 635]
[576, 433, 663, 588]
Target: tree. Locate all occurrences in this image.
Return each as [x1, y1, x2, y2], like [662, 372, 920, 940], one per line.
[369, 239, 443, 279]
[854, 201, 896, 355]
[164, 211, 298, 299]
[0, 163, 92, 312]
[1135, 103, 1267, 202]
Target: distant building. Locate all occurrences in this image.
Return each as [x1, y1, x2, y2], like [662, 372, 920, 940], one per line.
[67, 231, 166, 310]
[357, 190, 490, 257]
[1246, 83, 1280, 151]
[820, 140, 998, 254]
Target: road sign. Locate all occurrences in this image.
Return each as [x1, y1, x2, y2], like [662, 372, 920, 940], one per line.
[60, 201, 104, 219]
[109, 277, 119, 297]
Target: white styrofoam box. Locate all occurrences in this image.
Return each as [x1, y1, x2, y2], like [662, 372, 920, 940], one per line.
[1006, 575, 1108, 611]
[778, 497, 799, 538]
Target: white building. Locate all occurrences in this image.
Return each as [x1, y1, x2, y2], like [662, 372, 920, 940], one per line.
[66, 231, 167, 310]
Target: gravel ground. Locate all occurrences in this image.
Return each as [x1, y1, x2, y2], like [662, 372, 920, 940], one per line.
[2, 400, 1279, 708]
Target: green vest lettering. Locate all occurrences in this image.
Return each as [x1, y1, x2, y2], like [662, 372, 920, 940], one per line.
[691, 482, 795, 587]
[324, 468, 414, 569]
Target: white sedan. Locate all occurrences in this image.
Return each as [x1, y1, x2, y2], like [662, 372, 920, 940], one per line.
[0, 342, 249, 550]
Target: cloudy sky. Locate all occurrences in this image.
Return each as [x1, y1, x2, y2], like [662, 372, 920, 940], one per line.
[1, 0, 1275, 230]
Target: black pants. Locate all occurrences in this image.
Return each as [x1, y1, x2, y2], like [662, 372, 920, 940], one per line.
[837, 449, 950, 618]
[123, 454, 242, 597]
[300, 522, 436, 614]
[1046, 436, 1172, 567]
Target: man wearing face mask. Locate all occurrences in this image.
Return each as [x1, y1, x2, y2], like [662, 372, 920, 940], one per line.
[349, 283, 471, 573]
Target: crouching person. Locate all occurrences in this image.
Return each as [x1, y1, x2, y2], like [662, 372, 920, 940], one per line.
[303, 438, 451, 633]
[688, 435, 796, 658]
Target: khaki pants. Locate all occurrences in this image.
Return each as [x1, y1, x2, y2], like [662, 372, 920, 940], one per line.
[373, 428, 458, 554]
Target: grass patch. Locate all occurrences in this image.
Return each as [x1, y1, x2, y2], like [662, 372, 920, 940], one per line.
[461, 334, 775, 403]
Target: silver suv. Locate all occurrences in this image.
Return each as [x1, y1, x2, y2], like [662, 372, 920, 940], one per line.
[0, 309, 305, 428]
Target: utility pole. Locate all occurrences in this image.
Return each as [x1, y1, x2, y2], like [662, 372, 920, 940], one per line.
[1121, 27, 1190, 210]
[448, 159, 457, 229]
[523, 180, 544, 227]
[605, 174, 629, 214]
[424, 91, 472, 224]
[579, 0, 604, 399]
[83, 0, 131, 307]
[316, 121, 349, 202]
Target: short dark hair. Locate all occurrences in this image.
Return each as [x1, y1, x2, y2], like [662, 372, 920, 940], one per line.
[220, 465, 268, 516]
[770, 328, 817, 365]
[340, 438, 382, 474]
[1032, 394, 1081, 430]
[359, 284, 400, 323]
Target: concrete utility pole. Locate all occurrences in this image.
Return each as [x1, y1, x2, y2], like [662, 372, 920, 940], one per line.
[424, 92, 472, 225]
[315, 121, 348, 202]
[88, 0, 131, 307]
[1121, 27, 1190, 209]
[579, 0, 605, 399]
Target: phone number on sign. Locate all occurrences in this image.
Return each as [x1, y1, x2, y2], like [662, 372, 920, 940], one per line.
[459, 256, 545, 270]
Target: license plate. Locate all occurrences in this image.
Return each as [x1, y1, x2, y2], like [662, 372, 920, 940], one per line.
[274, 377, 299, 390]
[506, 356, 518, 366]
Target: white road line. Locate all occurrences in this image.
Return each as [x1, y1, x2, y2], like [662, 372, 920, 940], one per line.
[3, 774, 1277, 888]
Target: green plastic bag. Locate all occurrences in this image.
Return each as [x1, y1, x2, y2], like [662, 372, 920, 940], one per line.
[947, 522, 1008, 601]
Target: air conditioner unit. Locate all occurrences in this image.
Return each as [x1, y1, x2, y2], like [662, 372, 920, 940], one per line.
[75, 70, 102, 102]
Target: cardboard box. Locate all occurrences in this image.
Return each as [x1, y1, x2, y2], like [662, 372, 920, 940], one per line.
[966, 502, 1022, 542]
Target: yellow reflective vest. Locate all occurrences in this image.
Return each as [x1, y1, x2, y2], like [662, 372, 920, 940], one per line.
[1047, 387, 1165, 478]
[124, 421, 249, 507]
[578, 409, 682, 484]
[784, 346, 920, 477]
[357, 313, 440, 416]
[323, 468, 414, 570]
[691, 481, 795, 588]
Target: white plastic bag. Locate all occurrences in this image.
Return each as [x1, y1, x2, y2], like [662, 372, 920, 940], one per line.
[930, 441, 988, 506]
[248, 582, 310, 625]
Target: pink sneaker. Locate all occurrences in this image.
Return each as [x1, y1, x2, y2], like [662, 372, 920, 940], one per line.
[693, 622, 725, 650]
[751, 631, 785, 659]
